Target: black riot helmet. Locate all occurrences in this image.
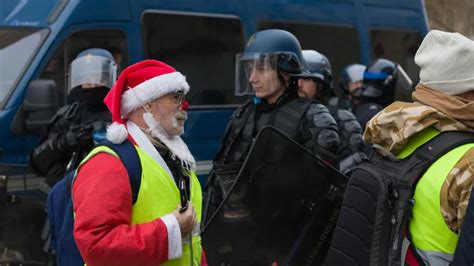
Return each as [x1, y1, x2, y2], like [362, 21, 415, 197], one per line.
[235, 29, 306, 96]
[293, 49, 333, 99]
[362, 58, 412, 107]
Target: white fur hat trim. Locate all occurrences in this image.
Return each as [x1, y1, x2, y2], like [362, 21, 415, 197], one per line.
[120, 72, 189, 116]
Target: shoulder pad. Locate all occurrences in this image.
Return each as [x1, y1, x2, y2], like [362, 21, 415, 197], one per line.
[307, 102, 331, 115]
[307, 103, 338, 131]
[336, 109, 363, 133]
[336, 109, 357, 121]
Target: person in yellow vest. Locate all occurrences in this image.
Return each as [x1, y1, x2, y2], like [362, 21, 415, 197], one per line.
[72, 59, 207, 265]
[363, 30, 474, 265]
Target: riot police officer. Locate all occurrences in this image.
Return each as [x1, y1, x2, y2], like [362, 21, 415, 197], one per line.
[30, 48, 116, 186]
[296, 50, 333, 101]
[211, 31, 340, 200]
[204, 30, 340, 263]
[295, 50, 367, 174]
[354, 58, 412, 129]
[331, 63, 367, 112]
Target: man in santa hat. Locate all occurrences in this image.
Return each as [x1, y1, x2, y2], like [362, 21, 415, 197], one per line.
[71, 59, 206, 265]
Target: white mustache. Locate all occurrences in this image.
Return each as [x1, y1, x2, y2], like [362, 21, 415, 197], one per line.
[175, 111, 188, 121]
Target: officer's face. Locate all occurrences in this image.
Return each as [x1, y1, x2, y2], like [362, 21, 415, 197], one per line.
[298, 78, 318, 99]
[247, 62, 285, 104]
[81, 83, 100, 89]
[348, 80, 363, 98]
[147, 93, 187, 136]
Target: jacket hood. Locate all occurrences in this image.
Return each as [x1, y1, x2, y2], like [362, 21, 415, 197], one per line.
[363, 101, 470, 155]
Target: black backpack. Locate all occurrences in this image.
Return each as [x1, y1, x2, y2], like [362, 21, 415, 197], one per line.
[324, 131, 474, 266]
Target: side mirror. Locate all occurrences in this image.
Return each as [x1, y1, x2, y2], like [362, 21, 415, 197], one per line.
[11, 79, 58, 135]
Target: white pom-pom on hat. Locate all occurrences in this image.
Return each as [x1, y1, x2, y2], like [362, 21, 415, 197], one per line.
[105, 122, 129, 144]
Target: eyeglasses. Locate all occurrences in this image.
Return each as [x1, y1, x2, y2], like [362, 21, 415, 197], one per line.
[153, 92, 185, 106]
[168, 93, 185, 105]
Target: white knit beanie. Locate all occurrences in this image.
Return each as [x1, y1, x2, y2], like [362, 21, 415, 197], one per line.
[415, 30, 474, 95]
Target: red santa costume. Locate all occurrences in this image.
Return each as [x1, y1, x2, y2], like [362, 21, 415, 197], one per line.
[72, 60, 207, 266]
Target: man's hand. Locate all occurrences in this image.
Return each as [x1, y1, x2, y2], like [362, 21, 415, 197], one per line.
[173, 202, 196, 237]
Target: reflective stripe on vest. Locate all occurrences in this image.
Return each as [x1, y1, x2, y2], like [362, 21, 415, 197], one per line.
[80, 145, 202, 266]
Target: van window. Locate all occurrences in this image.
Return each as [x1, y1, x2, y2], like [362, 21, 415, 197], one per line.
[38, 30, 127, 106]
[142, 12, 245, 106]
[258, 21, 361, 85]
[370, 29, 422, 100]
[370, 29, 422, 82]
[0, 28, 49, 108]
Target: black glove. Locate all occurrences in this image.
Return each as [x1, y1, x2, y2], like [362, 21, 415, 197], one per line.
[59, 124, 94, 151]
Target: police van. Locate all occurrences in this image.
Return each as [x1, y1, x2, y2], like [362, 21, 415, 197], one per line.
[0, 0, 429, 187]
[0, 0, 429, 263]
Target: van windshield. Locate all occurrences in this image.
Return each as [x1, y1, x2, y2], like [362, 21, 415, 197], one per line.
[0, 27, 49, 108]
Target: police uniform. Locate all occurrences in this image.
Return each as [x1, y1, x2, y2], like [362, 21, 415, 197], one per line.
[209, 91, 339, 212]
[29, 90, 111, 186]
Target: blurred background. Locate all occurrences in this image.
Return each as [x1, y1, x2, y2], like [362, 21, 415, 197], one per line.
[425, 0, 474, 37]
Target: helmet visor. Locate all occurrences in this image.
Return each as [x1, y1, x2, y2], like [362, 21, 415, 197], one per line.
[346, 64, 366, 84]
[69, 54, 117, 92]
[235, 53, 280, 96]
[394, 65, 413, 99]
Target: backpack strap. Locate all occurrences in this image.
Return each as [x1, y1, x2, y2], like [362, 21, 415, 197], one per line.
[422, 131, 474, 153]
[100, 139, 142, 204]
[412, 131, 474, 180]
[68, 139, 142, 204]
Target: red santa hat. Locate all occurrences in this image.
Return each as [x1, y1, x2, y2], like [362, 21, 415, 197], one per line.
[104, 59, 190, 144]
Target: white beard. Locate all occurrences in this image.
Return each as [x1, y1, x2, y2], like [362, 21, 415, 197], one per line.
[142, 112, 196, 170]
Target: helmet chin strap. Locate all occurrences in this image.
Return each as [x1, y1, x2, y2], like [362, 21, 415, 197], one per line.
[142, 111, 196, 170]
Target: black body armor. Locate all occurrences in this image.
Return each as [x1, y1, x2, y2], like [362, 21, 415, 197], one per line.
[30, 100, 111, 186]
[205, 95, 340, 223]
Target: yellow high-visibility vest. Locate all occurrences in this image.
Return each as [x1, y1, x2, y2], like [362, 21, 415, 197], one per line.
[80, 145, 202, 265]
